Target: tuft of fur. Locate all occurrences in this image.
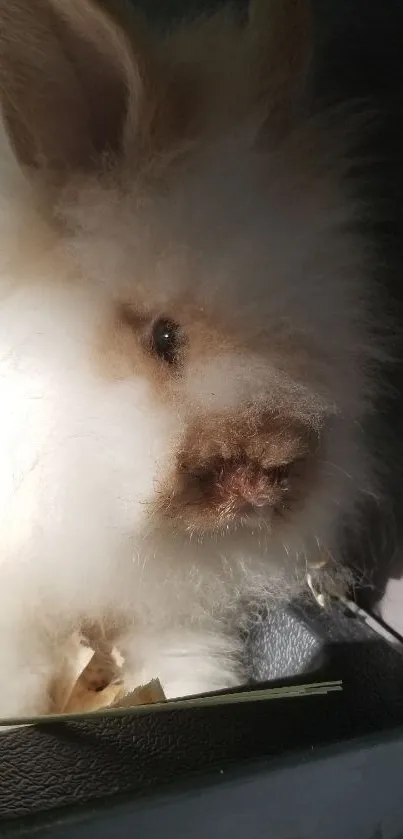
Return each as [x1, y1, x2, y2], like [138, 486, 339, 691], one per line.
[0, 0, 383, 715]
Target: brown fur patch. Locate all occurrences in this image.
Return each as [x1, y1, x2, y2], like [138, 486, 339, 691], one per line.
[154, 411, 319, 531]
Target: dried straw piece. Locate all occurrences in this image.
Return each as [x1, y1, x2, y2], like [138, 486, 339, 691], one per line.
[112, 678, 166, 708]
[49, 634, 166, 715]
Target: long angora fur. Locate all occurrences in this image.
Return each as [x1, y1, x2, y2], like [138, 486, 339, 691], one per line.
[0, 0, 382, 715]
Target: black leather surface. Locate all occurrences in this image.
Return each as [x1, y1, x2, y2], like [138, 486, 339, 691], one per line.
[246, 604, 325, 682]
[1, 599, 403, 825]
[246, 598, 398, 683]
[12, 731, 403, 839]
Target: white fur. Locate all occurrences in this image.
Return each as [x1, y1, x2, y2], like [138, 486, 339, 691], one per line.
[0, 4, 379, 717]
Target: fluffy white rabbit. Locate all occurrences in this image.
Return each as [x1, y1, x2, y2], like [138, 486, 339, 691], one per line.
[0, 0, 380, 717]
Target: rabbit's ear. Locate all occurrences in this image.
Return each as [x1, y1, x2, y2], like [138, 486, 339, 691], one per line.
[248, 0, 313, 141]
[0, 0, 148, 172]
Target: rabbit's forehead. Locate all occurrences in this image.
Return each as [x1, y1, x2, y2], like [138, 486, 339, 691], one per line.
[59, 142, 278, 310]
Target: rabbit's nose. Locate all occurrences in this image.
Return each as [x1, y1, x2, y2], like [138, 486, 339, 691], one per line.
[175, 454, 288, 518]
[179, 455, 291, 515]
[154, 410, 318, 530]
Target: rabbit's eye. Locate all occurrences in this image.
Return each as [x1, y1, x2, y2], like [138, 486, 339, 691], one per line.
[150, 318, 182, 365]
